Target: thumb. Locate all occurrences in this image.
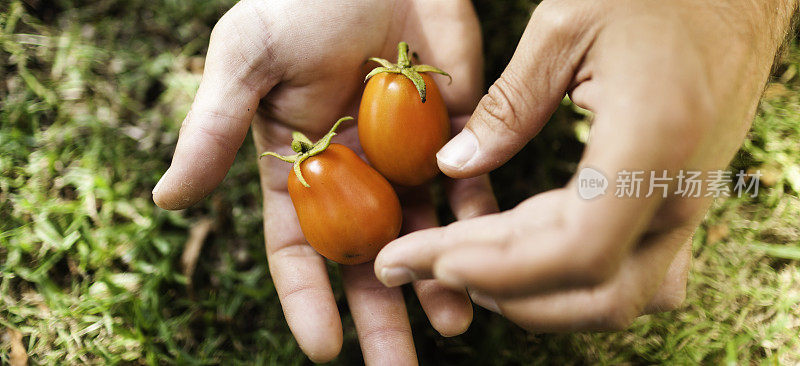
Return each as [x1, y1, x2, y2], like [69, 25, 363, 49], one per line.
[437, 3, 594, 178]
[152, 2, 278, 210]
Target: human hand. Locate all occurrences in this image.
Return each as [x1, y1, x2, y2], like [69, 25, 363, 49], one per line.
[375, 0, 796, 331]
[151, 0, 497, 363]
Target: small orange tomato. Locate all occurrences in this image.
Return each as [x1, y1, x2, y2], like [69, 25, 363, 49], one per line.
[261, 117, 402, 265]
[358, 41, 451, 186]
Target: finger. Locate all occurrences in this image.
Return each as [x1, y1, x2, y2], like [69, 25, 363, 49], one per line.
[443, 115, 498, 221]
[397, 188, 473, 337]
[413, 280, 472, 337]
[428, 22, 717, 296]
[436, 3, 597, 178]
[467, 290, 502, 315]
[468, 218, 694, 321]
[380, 178, 667, 299]
[430, 157, 678, 297]
[342, 262, 418, 366]
[254, 120, 344, 364]
[496, 219, 697, 332]
[153, 1, 280, 210]
[261, 188, 343, 363]
[375, 211, 511, 287]
[445, 174, 498, 220]
[375, 190, 561, 289]
[433, 191, 602, 296]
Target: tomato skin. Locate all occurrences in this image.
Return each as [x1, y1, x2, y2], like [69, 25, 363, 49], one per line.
[287, 143, 402, 265]
[358, 72, 450, 186]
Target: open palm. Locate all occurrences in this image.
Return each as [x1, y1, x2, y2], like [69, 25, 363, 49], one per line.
[152, 0, 496, 363]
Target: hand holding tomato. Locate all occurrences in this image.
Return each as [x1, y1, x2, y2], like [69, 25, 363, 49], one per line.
[375, 0, 795, 331]
[151, 0, 495, 363]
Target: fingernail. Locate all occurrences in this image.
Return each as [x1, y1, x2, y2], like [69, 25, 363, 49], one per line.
[379, 267, 416, 287]
[437, 130, 478, 169]
[468, 290, 502, 315]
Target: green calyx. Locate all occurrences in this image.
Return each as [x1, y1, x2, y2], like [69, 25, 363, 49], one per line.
[365, 41, 451, 103]
[259, 116, 353, 188]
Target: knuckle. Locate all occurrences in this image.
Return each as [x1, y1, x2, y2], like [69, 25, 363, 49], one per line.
[532, 0, 588, 39]
[571, 256, 617, 287]
[591, 290, 641, 331]
[662, 82, 716, 127]
[631, 41, 717, 132]
[648, 82, 716, 157]
[209, 16, 251, 71]
[199, 124, 237, 155]
[650, 286, 687, 312]
[646, 269, 689, 313]
[448, 178, 499, 219]
[478, 75, 530, 137]
[562, 232, 620, 287]
[210, 8, 240, 44]
[281, 281, 316, 302]
[267, 241, 319, 259]
[599, 303, 639, 331]
[207, 2, 276, 93]
[653, 200, 705, 230]
[358, 325, 412, 345]
[454, 193, 497, 220]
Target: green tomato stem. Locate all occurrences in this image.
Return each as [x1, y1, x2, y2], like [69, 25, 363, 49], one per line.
[397, 41, 411, 68]
[364, 41, 452, 103]
[259, 116, 353, 188]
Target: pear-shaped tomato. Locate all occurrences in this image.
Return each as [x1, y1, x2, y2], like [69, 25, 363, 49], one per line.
[358, 41, 451, 186]
[261, 117, 402, 265]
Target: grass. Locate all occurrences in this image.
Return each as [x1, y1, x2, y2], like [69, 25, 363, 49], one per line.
[1, 0, 799, 364]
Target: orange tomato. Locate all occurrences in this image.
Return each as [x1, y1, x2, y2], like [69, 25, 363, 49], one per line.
[358, 72, 450, 186]
[261, 118, 402, 265]
[287, 143, 402, 264]
[288, 144, 402, 264]
[358, 41, 451, 186]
